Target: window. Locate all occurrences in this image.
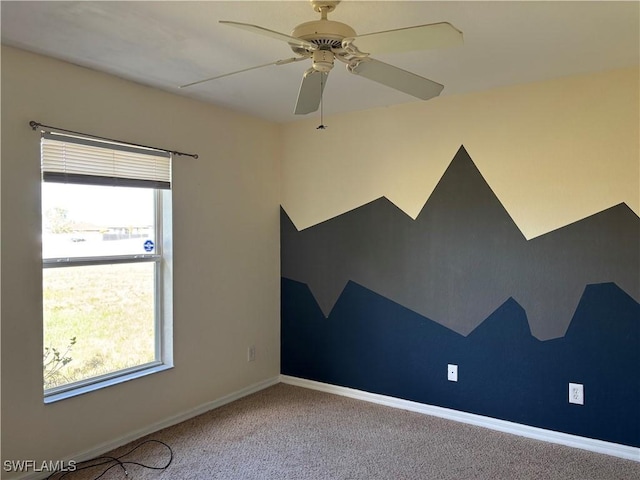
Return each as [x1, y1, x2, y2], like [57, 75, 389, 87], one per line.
[41, 132, 173, 401]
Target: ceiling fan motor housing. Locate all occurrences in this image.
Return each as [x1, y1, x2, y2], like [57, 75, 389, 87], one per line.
[290, 20, 356, 56]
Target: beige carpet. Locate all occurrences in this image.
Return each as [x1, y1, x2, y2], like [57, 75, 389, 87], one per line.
[54, 383, 639, 479]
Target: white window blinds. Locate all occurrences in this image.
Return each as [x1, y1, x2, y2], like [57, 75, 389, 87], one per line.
[41, 132, 171, 189]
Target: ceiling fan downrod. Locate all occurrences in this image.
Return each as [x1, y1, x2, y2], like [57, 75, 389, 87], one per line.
[311, 1, 340, 19]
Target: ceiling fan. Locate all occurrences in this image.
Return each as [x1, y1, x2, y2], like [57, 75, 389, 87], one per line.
[180, 0, 463, 116]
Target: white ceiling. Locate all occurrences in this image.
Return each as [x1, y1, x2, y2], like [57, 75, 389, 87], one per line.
[2, 1, 638, 123]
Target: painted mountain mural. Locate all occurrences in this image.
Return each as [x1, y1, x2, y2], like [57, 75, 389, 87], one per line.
[281, 146, 640, 447]
[281, 146, 639, 340]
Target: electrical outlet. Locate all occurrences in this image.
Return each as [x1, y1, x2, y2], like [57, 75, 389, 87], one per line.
[448, 364, 458, 382]
[569, 383, 584, 405]
[248, 345, 256, 362]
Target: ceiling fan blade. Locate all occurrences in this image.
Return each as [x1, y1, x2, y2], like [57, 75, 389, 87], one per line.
[180, 57, 307, 89]
[220, 21, 317, 51]
[348, 58, 443, 100]
[347, 22, 463, 55]
[294, 69, 329, 115]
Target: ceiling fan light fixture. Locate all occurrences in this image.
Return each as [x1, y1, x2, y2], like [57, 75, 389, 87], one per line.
[312, 49, 335, 72]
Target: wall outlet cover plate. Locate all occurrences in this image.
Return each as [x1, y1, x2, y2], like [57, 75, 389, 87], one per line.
[448, 364, 458, 382]
[569, 382, 584, 405]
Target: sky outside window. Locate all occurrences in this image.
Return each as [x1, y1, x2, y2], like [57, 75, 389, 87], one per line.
[42, 183, 156, 258]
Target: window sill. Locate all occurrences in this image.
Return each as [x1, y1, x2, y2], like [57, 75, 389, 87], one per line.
[44, 363, 173, 404]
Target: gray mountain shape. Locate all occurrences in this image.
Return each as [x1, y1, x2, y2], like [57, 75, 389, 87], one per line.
[281, 146, 640, 340]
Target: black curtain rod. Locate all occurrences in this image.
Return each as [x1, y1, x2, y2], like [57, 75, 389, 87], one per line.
[29, 121, 199, 159]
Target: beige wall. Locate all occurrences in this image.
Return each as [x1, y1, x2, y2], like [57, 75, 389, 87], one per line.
[1, 46, 281, 470]
[281, 67, 639, 239]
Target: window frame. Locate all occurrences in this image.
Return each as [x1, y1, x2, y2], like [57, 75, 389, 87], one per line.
[41, 136, 174, 403]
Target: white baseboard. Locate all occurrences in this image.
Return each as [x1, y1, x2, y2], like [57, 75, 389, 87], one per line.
[15, 376, 280, 480]
[280, 375, 640, 462]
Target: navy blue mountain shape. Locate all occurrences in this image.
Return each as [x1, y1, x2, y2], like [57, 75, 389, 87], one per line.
[281, 278, 640, 447]
[281, 146, 639, 340]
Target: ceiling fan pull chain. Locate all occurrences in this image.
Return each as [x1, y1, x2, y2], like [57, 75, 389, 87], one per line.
[317, 73, 327, 130]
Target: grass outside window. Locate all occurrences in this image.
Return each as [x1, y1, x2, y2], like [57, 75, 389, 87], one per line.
[43, 263, 156, 390]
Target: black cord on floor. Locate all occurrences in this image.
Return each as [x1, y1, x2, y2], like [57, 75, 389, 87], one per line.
[45, 439, 173, 480]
